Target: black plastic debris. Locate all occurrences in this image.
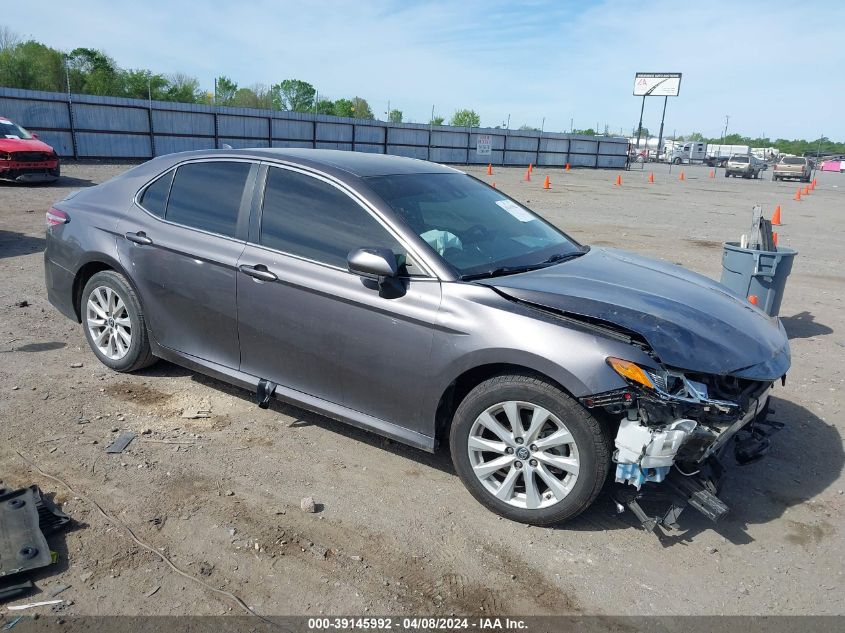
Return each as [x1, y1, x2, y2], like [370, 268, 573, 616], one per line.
[0, 579, 33, 601]
[0, 484, 74, 603]
[106, 431, 136, 454]
[0, 487, 52, 579]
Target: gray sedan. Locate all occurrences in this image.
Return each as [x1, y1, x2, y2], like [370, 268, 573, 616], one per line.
[44, 149, 790, 529]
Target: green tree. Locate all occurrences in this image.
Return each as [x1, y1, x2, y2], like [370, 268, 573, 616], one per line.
[120, 69, 168, 100]
[271, 79, 316, 111]
[430, 115, 445, 126]
[214, 75, 238, 105]
[167, 73, 202, 103]
[388, 108, 403, 123]
[519, 124, 540, 131]
[572, 128, 596, 136]
[632, 125, 649, 137]
[0, 40, 65, 92]
[351, 97, 374, 119]
[314, 99, 335, 115]
[449, 109, 480, 127]
[332, 98, 354, 117]
[67, 47, 120, 95]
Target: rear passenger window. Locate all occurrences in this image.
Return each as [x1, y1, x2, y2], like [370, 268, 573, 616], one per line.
[260, 167, 406, 269]
[139, 170, 173, 217]
[166, 161, 251, 237]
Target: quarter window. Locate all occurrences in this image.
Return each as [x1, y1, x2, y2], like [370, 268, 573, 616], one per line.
[260, 167, 407, 270]
[138, 170, 174, 217]
[166, 161, 252, 237]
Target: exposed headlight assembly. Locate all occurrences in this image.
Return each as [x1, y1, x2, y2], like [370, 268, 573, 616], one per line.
[606, 357, 738, 411]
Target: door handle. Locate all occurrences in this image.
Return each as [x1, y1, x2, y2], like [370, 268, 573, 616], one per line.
[125, 231, 153, 246]
[239, 264, 278, 282]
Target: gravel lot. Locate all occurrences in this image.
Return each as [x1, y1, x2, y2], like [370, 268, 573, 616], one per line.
[0, 160, 843, 618]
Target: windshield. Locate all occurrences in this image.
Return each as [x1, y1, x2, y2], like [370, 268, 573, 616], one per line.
[781, 157, 805, 165]
[731, 155, 749, 163]
[365, 173, 582, 279]
[0, 119, 33, 140]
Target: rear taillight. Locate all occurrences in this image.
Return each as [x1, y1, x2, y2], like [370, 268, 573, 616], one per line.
[46, 207, 69, 226]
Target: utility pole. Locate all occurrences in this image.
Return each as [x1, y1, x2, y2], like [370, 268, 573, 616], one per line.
[506, 113, 510, 129]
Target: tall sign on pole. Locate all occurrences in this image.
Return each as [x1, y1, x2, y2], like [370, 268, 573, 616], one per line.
[633, 72, 682, 160]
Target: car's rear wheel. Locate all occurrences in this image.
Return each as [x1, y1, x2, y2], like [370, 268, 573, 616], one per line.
[81, 271, 156, 372]
[449, 373, 610, 526]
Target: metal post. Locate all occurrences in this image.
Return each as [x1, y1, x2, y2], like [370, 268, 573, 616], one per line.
[64, 58, 78, 159]
[428, 105, 434, 161]
[466, 124, 472, 165]
[635, 95, 646, 150]
[656, 95, 667, 164]
[147, 77, 156, 158]
[213, 77, 219, 149]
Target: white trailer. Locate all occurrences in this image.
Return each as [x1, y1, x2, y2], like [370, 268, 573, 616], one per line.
[664, 142, 750, 167]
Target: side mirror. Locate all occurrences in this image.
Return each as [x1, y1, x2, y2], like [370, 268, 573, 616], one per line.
[347, 247, 398, 282]
[31, 133, 39, 139]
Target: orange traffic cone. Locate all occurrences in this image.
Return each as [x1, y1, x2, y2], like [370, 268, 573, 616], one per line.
[528, 163, 534, 173]
[809, 179, 815, 191]
[543, 175, 551, 190]
[614, 174, 622, 186]
[812, 177, 817, 187]
[565, 163, 571, 171]
[524, 169, 531, 182]
[772, 232, 779, 247]
[679, 170, 686, 181]
[709, 170, 715, 178]
[491, 181, 496, 189]
[794, 188, 802, 201]
[771, 205, 782, 226]
[803, 184, 810, 195]
[648, 172, 654, 183]
[486, 164, 493, 176]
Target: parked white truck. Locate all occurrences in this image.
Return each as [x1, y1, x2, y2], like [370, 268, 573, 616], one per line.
[664, 142, 751, 167]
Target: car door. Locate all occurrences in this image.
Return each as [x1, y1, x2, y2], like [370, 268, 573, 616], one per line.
[116, 159, 257, 369]
[236, 164, 442, 434]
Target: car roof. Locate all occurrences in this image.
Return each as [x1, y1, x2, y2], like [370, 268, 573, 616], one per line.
[212, 148, 461, 177]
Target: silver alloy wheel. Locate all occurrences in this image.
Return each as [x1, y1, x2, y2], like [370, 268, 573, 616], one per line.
[467, 401, 580, 510]
[86, 286, 132, 360]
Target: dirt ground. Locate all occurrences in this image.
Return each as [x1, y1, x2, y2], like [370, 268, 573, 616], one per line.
[0, 160, 843, 619]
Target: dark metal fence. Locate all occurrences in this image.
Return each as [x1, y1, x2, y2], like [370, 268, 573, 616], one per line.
[0, 87, 627, 168]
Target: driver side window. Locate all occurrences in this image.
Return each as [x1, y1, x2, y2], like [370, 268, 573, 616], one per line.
[259, 167, 424, 276]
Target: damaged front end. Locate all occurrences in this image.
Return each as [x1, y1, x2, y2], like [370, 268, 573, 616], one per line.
[582, 358, 785, 532]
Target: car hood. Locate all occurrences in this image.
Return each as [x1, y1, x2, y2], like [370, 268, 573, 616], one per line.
[0, 137, 55, 153]
[481, 247, 790, 380]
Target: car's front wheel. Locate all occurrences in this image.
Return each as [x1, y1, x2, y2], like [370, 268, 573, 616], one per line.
[449, 374, 610, 526]
[81, 270, 157, 372]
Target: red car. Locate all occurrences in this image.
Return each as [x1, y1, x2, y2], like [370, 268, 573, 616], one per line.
[0, 116, 60, 183]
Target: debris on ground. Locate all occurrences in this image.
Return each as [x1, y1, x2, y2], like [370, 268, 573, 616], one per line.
[0, 485, 74, 604]
[14, 300, 28, 308]
[105, 432, 136, 454]
[181, 409, 212, 419]
[300, 497, 317, 513]
[7, 599, 63, 611]
[0, 580, 33, 602]
[69, 362, 83, 368]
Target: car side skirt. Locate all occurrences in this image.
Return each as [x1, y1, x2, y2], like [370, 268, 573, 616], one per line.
[150, 341, 437, 453]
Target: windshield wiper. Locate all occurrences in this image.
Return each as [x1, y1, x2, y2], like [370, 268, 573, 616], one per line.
[460, 264, 545, 281]
[541, 251, 586, 265]
[460, 250, 586, 281]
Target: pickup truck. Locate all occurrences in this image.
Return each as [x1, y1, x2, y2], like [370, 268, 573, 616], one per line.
[772, 156, 813, 182]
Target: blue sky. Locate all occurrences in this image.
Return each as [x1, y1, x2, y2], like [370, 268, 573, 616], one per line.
[6, 1, 844, 139]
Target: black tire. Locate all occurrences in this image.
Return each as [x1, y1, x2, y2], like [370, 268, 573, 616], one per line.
[673, 157, 681, 165]
[724, 171, 729, 178]
[50, 162, 61, 180]
[80, 270, 157, 372]
[449, 373, 611, 526]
